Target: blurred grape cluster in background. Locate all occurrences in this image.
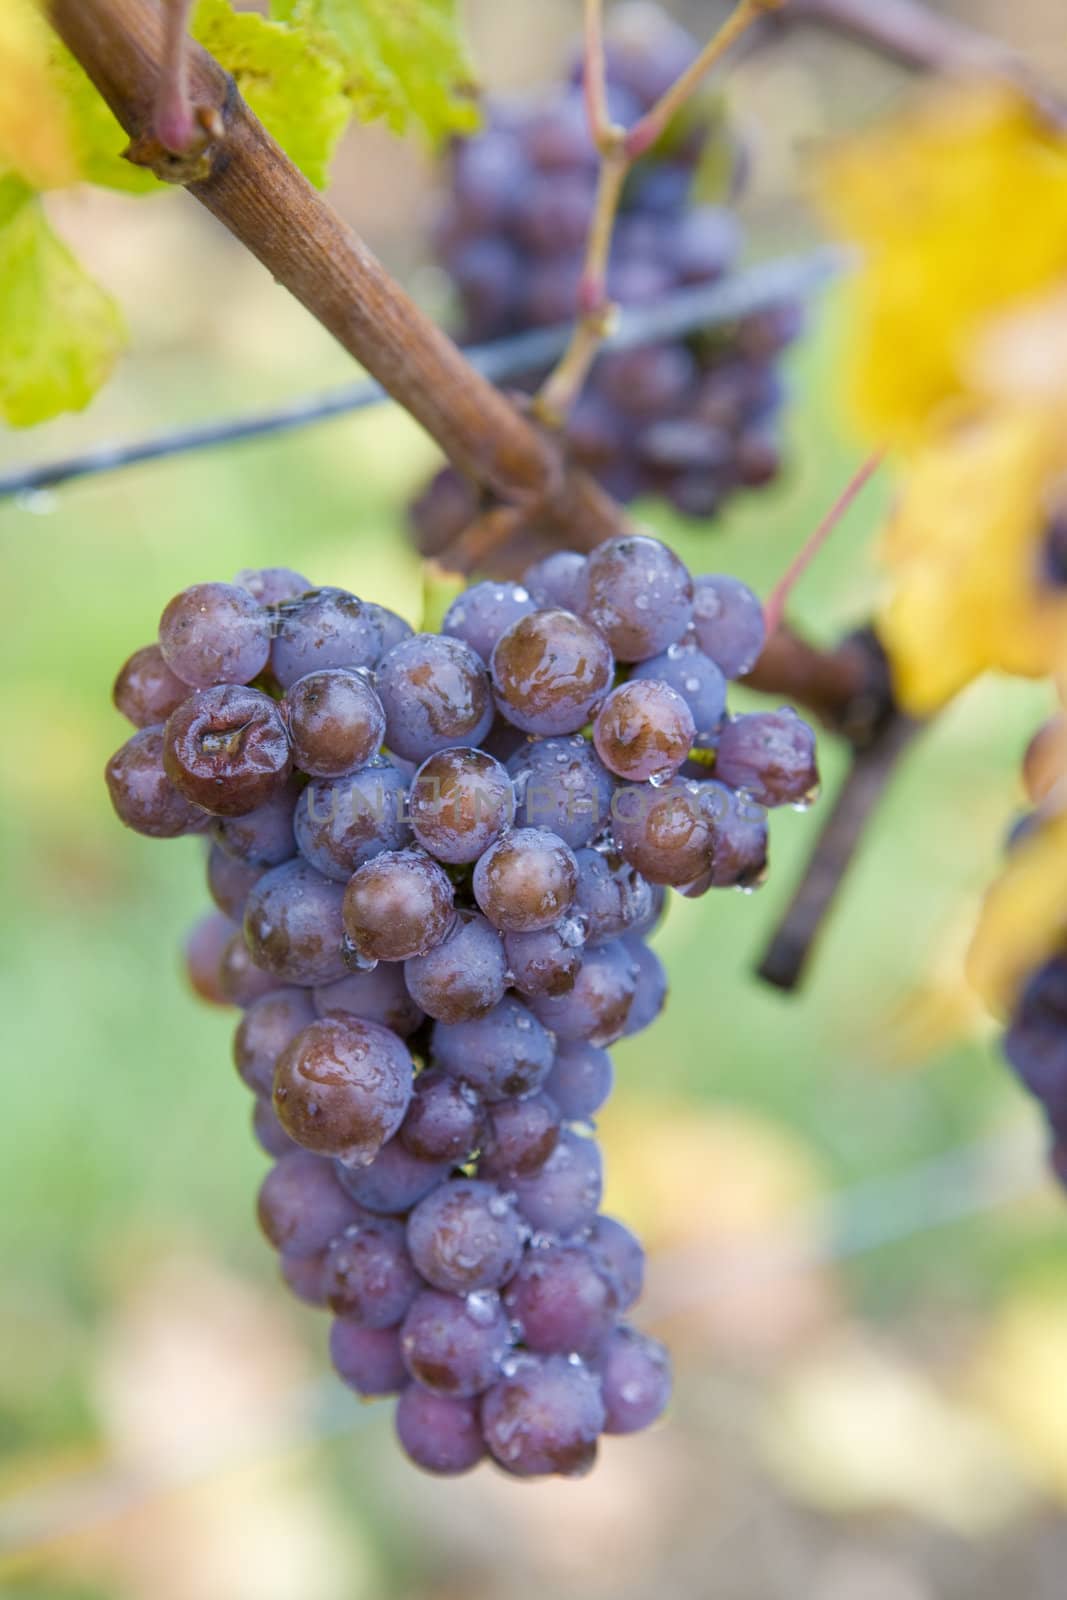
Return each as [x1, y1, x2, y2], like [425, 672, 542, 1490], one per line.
[4, 1, 1067, 1597]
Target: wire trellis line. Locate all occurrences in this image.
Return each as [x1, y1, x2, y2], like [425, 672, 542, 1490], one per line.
[0, 248, 844, 504]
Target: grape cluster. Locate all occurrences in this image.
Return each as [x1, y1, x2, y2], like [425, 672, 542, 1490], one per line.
[998, 713, 1067, 1182]
[105, 534, 818, 1478]
[412, 5, 800, 560]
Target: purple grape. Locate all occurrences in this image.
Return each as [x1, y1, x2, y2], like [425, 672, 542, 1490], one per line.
[544, 1042, 614, 1120]
[207, 844, 266, 919]
[253, 1094, 296, 1157]
[621, 938, 667, 1036]
[400, 1288, 511, 1397]
[481, 1353, 605, 1478]
[442, 581, 537, 665]
[234, 566, 310, 605]
[473, 827, 579, 933]
[612, 777, 715, 887]
[334, 1138, 452, 1215]
[675, 206, 741, 283]
[630, 641, 727, 738]
[504, 923, 584, 998]
[409, 748, 514, 864]
[184, 911, 235, 1005]
[257, 1150, 363, 1256]
[294, 760, 411, 881]
[582, 535, 693, 663]
[508, 737, 616, 850]
[521, 553, 588, 613]
[106, 725, 209, 839]
[213, 779, 300, 867]
[588, 1215, 644, 1311]
[343, 848, 455, 963]
[527, 940, 637, 1046]
[503, 1240, 618, 1356]
[163, 686, 291, 818]
[273, 1017, 413, 1164]
[452, 128, 530, 228]
[217, 928, 278, 1006]
[314, 963, 424, 1037]
[491, 611, 614, 736]
[243, 859, 348, 985]
[509, 1129, 602, 1237]
[280, 1249, 330, 1306]
[572, 847, 654, 948]
[270, 587, 384, 688]
[159, 582, 271, 689]
[597, 1325, 671, 1433]
[364, 604, 413, 654]
[113, 643, 190, 728]
[395, 1385, 485, 1475]
[283, 668, 386, 779]
[480, 1092, 561, 1180]
[714, 709, 819, 808]
[432, 995, 556, 1101]
[407, 1179, 525, 1294]
[324, 1218, 421, 1326]
[690, 575, 766, 679]
[516, 173, 592, 254]
[234, 986, 317, 1095]
[330, 1318, 408, 1397]
[399, 1068, 486, 1164]
[403, 912, 507, 1024]
[700, 780, 768, 888]
[376, 634, 493, 763]
[596, 346, 696, 424]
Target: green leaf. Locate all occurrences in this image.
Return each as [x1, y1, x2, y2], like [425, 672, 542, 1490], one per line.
[191, 0, 350, 188]
[54, 47, 161, 195]
[0, 178, 126, 427]
[272, 0, 481, 145]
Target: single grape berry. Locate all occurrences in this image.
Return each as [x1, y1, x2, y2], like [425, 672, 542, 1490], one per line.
[295, 760, 411, 881]
[473, 827, 579, 932]
[714, 708, 819, 808]
[283, 669, 386, 779]
[612, 777, 715, 887]
[272, 1016, 413, 1164]
[403, 912, 507, 1024]
[588, 1215, 645, 1310]
[503, 1240, 618, 1356]
[159, 582, 271, 689]
[375, 634, 493, 762]
[113, 643, 190, 728]
[491, 610, 614, 736]
[527, 940, 637, 1046]
[217, 927, 278, 1006]
[544, 1041, 614, 1119]
[243, 859, 348, 986]
[621, 937, 668, 1037]
[432, 995, 556, 1101]
[106, 725, 208, 839]
[394, 1385, 485, 1475]
[184, 911, 236, 1005]
[630, 640, 727, 737]
[271, 587, 384, 688]
[522, 552, 588, 613]
[256, 1150, 363, 1257]
[399, 1068, 486, 1164]
[442, 580, 537, 664]
[572, 848, 654, 947]
[504, 922, 584, 997]
[207, 844, 267, 920]
[508, 1129, 603, 1237]
[212, 779, 300, 867]
[234, 986, 317, 1096]
[597, 1325, 672, 1433]
[314, 963, 424, 1038]
[582, 535, 693, 662]
[343, 848, 456, 963]
[234, 566, 310, 605]
[481, 1353, 605, 1478]
[508, 736, 616, 849]
[690, 574, 766, 679]
[700, 780, 768, 888]
[334, 1138, 452, 1215]
[323, 1218, 421, 1327]
[330, 1318, 408, 1397]
[163, 685, 291, 817]
[480, 1091, 561, 1180]
[406, 1178, 525, 1294]
[409, 747, 514, 864]
[399, 1288, 511, 1397]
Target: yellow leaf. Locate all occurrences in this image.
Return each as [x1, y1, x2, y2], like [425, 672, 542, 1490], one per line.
[966, 810, 1067, 1015]
[817, 84, 1067, 445]
[0, 0, 80, 189]
[878, 405, 1067, 715]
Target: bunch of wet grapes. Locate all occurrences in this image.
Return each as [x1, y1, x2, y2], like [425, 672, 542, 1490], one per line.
[413, 4, 800, 560]
[999, 712, 1067, 1184]
[105, 533, 818, 1478]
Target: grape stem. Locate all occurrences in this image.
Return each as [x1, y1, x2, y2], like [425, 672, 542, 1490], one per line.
[763, 450, 884, 638]
[534, 0, 777, 428]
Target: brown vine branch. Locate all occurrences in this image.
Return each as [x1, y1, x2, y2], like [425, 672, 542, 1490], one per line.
[758, 709, 923, 991]
[45, 0, 626, 556]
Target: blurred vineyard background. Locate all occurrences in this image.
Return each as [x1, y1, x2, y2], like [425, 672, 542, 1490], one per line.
[4, 1, 1067, 1596]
